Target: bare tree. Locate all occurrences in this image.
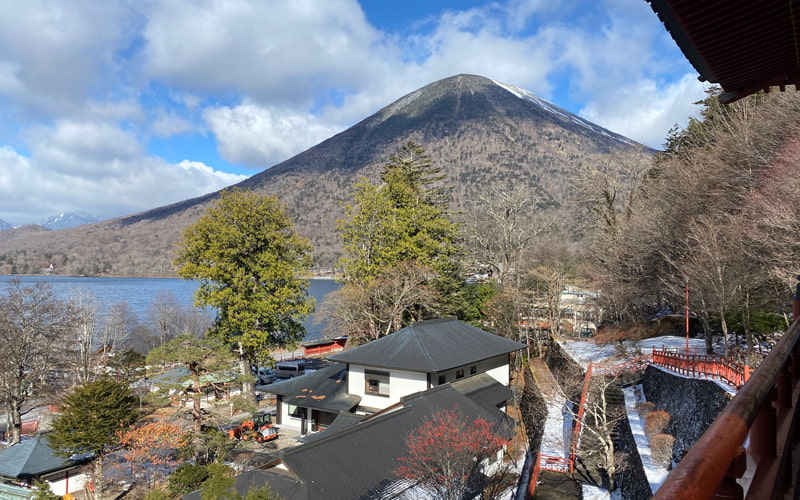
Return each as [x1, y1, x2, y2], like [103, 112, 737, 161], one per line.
[465, 186, 543, 288]
[551, 364, 629, 491]
[322, 262, 442, 345]
[147, 291, 183, 347]
[104, 300, 139, 350]
[0, 279, 73, 443]
[68, 289, 101, 384]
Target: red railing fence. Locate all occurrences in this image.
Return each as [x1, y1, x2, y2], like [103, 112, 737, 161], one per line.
[652, 348, 750, 388]
[653, 311, 800, 499]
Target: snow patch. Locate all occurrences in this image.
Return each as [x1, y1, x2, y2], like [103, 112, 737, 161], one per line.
[490, 79, 639, 147]
[623, 385, 669, 495]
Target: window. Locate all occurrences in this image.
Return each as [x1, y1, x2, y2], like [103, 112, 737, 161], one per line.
[456, 369, 465, 379]
[438, 375, 446, 385]
[365, 370, 390, 397]
[470, 366, 477, 375]
[287, 405, 302, 418]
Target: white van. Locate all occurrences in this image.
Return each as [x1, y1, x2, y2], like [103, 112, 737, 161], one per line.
[276, 361, 305, 379]
[254, 367, 276, 384]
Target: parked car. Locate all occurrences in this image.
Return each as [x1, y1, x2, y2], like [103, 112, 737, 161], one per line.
[254, 367, 277, 385]
[275, 361, 306, 379]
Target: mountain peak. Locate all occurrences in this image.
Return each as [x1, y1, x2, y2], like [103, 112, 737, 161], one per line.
[0, 75, 648, 276]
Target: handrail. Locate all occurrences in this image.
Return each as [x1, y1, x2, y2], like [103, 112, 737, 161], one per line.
[652, 348, 750, 388]
[569, 363, 593, 468]
[519, 451, 574, 499]
[539, 454, 573, 473]
[653, 318, 800, 499]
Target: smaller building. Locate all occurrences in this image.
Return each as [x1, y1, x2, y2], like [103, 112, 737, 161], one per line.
[0, 436, 92, 498]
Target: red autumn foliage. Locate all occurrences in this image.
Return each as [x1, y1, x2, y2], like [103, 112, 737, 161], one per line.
[394, 407, 507, 500]
[117, 420, 189, 488]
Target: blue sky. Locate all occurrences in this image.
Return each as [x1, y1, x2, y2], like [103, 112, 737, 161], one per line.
[0, 0, 708, 225]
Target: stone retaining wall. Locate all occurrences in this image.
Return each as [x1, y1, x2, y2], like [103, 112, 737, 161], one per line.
[641, 365, 733, 461]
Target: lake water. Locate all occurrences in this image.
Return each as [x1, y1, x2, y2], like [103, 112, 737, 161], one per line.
[0, 275, 341, 342]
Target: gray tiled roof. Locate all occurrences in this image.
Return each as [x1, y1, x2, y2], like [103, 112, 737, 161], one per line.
[448, 372, 513, 414]
[0, 436, 83, 479]
[268, 363, 361, 413]
[277, 383, 515, 499]
[184, 469, 309, 500]
[194, 374, 517, 500]
[326, 318, 525, 372]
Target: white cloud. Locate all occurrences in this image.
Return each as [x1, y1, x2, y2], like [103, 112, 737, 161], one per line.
[0, 0, 712, 224]
[0, 123, 246, 224]
[580, 74, 708, 149]
[150, 110, 194, 138]
[140, 0, 380, 103]
[0, 0, 134, 115]
[204, 101, 343, 167]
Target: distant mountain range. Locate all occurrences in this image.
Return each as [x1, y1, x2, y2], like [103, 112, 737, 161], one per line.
[0, 74, 651, 277]
[0, 212, 101, 231]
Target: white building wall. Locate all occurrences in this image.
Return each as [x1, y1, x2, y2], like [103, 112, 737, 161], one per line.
[348, 365, 428, 410]
[433, 355, 510, 387]
[43, 466, 91, 496]
[277, 397, 303, 432]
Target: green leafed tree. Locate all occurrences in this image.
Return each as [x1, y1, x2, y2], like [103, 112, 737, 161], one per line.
[338, 141, 460, 282]
[331, 142, 461, 343]
[31, 481, 62, 500]
[47, 378, 139, 500]
[173, 188, 315, 404]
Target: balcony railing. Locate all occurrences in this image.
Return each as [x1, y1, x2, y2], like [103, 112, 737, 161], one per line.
[653, 313, 800, 499]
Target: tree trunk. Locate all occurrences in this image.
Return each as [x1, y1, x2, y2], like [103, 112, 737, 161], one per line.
[719, 310, 730, 358]
[8, 399, 21, 445]
[91, 455, 105, 500]
[698, 297, 714, 354]
[237, 343, 256, 407]
[192, 391, 203, 434]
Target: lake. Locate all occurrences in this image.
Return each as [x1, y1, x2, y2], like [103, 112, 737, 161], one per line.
[0, 275, 341, 342]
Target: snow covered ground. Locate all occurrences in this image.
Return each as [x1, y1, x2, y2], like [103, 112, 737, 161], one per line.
[559, 335, 709, 369]
[623, 385, 669, 495]
[555, 335, 732, 499]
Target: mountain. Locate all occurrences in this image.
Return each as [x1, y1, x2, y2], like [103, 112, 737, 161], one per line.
[0, 219, 12, 231]
[0, 74, 651, 277]
[40, 212, 101, 230]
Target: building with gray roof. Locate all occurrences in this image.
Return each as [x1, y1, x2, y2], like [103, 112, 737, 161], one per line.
[0, 436, 92, 498]
[270, 318, 524, 436]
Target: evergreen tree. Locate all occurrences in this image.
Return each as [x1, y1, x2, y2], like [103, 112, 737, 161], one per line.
[338, 141, 460, 282]
[47, 378, 139, 500]
[146, 334, 234, 433]
[173, 188, 314, 404]
[332, 142, 462, 343]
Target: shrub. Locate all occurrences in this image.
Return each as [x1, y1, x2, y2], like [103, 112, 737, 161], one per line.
[143, 490, 171, 500]
[168, 463, 209, 496]
[636, 401, 655, 418]
[650, 433, 676, 466]
[645, 410, 671, 439]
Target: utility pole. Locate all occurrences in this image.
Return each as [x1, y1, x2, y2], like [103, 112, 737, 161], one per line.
[685, 281, 690, 354]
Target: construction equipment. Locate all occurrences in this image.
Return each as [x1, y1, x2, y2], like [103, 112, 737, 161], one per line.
[227, 412, 278, 443]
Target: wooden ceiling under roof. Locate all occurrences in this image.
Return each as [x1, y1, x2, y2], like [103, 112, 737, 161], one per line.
[647, 0, 800, 103]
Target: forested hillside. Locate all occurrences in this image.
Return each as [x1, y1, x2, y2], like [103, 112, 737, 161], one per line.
[587, 89, 800, 351]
